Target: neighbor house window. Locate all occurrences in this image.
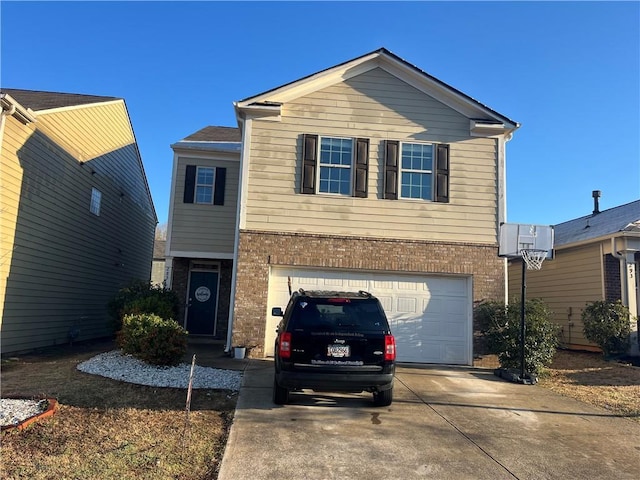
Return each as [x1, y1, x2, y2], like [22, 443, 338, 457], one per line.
[400, 143, 433, 200]
[300, 134, 369, 198]
[183, 165, 226, 205]
[195, 167, 215, 204]
[90, 187, 102, 216]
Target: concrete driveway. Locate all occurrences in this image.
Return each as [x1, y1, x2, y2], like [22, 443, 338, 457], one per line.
[218, 360, 639, 480]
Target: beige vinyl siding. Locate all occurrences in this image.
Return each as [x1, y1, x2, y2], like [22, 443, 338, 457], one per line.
[169, 155, 238, 254]
[508, 243, 604, 348]
[244, 67, 498, 244]
[1, 105, 155, 354]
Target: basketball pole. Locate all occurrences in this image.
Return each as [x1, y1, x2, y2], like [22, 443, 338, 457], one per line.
[520, 258, 527, 380]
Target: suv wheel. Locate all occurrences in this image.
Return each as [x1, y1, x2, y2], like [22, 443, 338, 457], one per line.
[273, 376, 289, 405]
[373, 388, 393, 407]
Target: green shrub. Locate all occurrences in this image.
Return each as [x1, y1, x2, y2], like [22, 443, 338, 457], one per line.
[108, 281, 181, 330]
[582, 300, 631, 357]
[122, 294, 178, 322]
[118, 313, 188, 366]
[476, 298, 559, 374]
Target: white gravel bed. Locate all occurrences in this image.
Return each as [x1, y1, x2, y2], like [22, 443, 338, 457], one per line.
[76, 350, 243, 390]
[0, 399, 49, 428]
[1, 350, 243, 428]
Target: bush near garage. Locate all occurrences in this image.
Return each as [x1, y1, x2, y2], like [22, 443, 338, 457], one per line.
[582, 300, 632, 358]
[117, 313, 188, 366]
[107, 280, 181, 330]
[475, 298, 559, 375]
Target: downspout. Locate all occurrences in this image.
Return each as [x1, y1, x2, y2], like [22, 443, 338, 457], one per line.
[500, 132, 513, 304]
[225, 114, 250, 353]
[0, 102, 17, 158]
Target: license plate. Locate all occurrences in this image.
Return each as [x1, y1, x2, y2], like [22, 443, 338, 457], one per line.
[327, 344, 350, 358]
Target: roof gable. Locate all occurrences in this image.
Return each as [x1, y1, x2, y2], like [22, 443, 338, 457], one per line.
[235, 48, 518, 133]
[554, 200, 640, 247]
[1, 88, 119, 111]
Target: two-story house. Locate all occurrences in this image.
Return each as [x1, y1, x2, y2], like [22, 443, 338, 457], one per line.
[166, 48, 519, 364]
[1, 89, 157, 354]
[508, 196, 639, 354]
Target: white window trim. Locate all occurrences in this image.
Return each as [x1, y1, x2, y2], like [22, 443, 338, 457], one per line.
[90, 187, 102, 216]
[195, 166, 216, 204]
[398, 141, 435, 201]
[316, 136, 354, 196]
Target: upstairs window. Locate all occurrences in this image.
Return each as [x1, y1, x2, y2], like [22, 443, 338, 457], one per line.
[400, 143, 433, 200]
[90, 187, 102, 216]
[383, 140, 449, 203]
[195, 167, 215, 204]
[183, 165, 226, 205]
[300, 134, 369, 198]
[319, 137, 353, 195]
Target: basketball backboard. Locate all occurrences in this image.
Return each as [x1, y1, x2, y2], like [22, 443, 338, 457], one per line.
[499, 223, 554, 259]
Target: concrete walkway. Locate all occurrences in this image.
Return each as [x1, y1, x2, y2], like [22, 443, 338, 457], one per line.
[218, 360, 639, 480]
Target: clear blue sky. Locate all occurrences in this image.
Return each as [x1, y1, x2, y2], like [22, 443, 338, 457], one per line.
[2, 1, 638, 227]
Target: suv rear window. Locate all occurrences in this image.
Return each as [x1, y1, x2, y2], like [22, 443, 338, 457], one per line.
[289, 298, 388, 332]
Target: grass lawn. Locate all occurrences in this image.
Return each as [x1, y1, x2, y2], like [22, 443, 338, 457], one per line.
[1, 341, 237, 480]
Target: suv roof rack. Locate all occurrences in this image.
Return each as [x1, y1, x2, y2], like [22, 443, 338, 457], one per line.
[296, 289, 373, 299]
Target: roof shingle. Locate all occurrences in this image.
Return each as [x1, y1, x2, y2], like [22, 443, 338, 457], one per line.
[1, 88, 119, 111]
[554, 200, 640, 247]
[182, 126, 241, 142]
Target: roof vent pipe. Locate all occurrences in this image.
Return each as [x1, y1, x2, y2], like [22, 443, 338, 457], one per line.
[592, 190, 601, 215]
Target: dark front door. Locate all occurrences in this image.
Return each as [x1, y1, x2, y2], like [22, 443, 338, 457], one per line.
[186, 271, 218, 335]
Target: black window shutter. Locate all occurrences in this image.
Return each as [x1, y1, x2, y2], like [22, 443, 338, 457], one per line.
[184, 165, 196, 203]
[435, 144, 450, 203]
[213, 167, 226, 205]
[383, 140, 399, 200]
[353, 138, 369, 198]
[301, 134, 318, 194]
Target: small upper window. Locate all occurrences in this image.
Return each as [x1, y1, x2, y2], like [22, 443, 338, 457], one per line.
[400, 143, 433, 200]
[195, 167, 215, 204]
[318, 137, 353, 195]
[90, 187, 102, 216]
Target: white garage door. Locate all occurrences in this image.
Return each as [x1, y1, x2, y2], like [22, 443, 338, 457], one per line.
[265, 267, 472, 365]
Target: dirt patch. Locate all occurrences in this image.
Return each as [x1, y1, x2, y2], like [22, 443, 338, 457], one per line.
[539, 350, 640, 420]
[1, 341, 237, 479]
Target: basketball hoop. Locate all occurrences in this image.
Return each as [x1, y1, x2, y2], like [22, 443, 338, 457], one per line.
[520, 249, 548, 270]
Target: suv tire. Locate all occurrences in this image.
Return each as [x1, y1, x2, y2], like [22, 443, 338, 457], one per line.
[273, 375, 289, 405]
[373, 388, 393, 407]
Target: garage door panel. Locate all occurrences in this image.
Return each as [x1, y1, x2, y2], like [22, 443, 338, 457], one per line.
[348, 278, 368, 288]
[397, 297, 418, 313]
[373, 279, 393, 289]
[267, 267, 471, 364]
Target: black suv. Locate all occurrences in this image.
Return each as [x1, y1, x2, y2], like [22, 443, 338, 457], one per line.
[272, 289, 396, 406]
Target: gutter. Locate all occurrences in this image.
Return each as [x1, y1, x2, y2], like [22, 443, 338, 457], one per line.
[0, 94, 37, 124]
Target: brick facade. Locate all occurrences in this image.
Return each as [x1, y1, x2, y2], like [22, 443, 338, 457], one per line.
[171, 258, 232, 339]
[233, 230, 505, 357]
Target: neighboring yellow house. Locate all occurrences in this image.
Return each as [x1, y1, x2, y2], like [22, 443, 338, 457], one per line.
[0, 89, 157, 354]
[166, 48, 521, 364]
[508, 197, 640, 353]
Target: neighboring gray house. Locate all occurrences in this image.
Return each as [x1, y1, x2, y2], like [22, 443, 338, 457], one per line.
[151, 239, 166, 287]
[166, 49, 520, 365]
[509, 196, 640, 352]
[1, 88, 157, 354]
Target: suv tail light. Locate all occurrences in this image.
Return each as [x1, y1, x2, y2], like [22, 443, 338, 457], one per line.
[278, 332, 292, 359]
[384, 335, 396, 361]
